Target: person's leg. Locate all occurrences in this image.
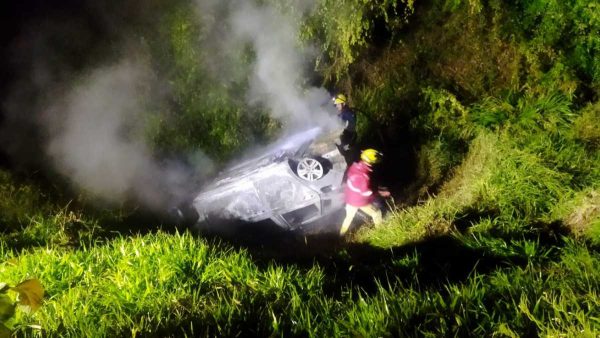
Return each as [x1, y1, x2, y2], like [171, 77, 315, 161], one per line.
[340, 204, 358, 235]
[359, 204, 383, 225]
[339, 130, 357, 165]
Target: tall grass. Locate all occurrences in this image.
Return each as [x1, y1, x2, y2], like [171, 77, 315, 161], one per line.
[0, 171, 55, 230]
[552, 189, 600, 243]
[0, 170, 101, 252]
[360, 86, 599, 244]
[1, 0, 599, 336]
[1, 230, 328, 336]
[3, 229, 600, 337]
[1, 104, 598, 338]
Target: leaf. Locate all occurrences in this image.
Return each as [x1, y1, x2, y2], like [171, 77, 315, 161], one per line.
[0, 295, 15, 321]
[10, 279, 44, 311]
[0, 323, 11, 338]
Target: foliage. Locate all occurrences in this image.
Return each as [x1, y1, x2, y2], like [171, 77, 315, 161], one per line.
[574, 102, 600, 148]
[0, 170, 102, 251]
[359, 117, 596, 245]
[474, 137, 571, 226]
[142, 3, 277, 162]
[0, 232, 331, 337]
[439, 0, 600, 97]
[402, 88, 476, 197]
[3, 0, 600, 336]
[352, 0, 600, 244]
[471, 91, 574, 133]
[0, 172, 55, 231]
[302, 0, 415, 80]
[553, 189, 600, 241]
[510, 0, 600, 96]
[2, 230, 600, 336]
[419, 88, 474, 140]
[0, 279, 44, 337]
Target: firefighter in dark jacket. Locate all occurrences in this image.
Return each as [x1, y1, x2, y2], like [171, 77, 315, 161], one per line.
[332, 93, 357, 164]
[339, 149, 390, 236]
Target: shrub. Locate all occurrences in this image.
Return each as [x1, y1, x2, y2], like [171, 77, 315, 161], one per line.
[406, 88, 476, 194]
[0, 171, 58, 230]
[302, 0, 415, 80]
[142, 3, 276, 161]
[477, 139, 571, 225]
[553, 189, 600, 241]
[574, 102, 600, 148]
[0, 170, 101, 251]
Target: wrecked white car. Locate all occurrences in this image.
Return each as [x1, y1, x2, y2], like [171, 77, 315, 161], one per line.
[191, 127, 347, 229]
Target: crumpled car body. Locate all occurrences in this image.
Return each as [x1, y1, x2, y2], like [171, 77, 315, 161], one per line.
[192, 127, 347, 229]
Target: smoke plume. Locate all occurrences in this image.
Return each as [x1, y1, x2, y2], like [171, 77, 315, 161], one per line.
[41, 60, 209, 209]
[195, 0, 340, 130]
[1, 0, 340, 211]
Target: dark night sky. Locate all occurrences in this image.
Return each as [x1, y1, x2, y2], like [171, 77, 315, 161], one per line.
[0, 0, 162, 113]
[0, 1, 53, 165]
[0, 1, 113, 168]
[0, 0, 100, 101]
[0, 0, 86, 91]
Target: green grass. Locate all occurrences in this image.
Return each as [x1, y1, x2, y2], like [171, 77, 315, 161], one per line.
[0, 170, 103, 252]
[0, 171, 55, 230]
[341, 88, 599, 336]
[0, 0, 599, 336]
[360, 113, 598, 244]
[3, 229, 600, 337]
[2, 232, 327, 337]
[2, 88, 598, 338]
[0, 124, 598, 336]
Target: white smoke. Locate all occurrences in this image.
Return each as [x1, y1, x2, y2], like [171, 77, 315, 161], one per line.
[2, 0, 341, 211]
[42, 59, 212, 209]
[195, 0, 341, 132]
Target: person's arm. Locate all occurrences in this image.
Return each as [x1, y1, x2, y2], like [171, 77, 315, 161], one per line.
[348, 173, 373, 197]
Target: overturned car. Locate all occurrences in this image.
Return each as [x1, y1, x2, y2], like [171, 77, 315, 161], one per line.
[191, 128, 347, 229]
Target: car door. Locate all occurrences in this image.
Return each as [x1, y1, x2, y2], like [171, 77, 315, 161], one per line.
[254, 171, 321, 227]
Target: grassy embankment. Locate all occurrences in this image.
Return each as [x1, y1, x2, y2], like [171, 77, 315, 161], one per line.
[0, 138, 599, 336]
[1, 0, 600, 336]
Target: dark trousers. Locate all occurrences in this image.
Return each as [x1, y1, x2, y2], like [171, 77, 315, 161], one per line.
[339, 130, 358, 165]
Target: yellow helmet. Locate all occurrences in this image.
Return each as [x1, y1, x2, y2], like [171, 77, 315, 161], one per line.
[333, 93, 347, 105]
[360, 149, 382, 165]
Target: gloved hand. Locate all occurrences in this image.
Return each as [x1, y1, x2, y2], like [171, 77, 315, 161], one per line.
[378, 187, 391, 198]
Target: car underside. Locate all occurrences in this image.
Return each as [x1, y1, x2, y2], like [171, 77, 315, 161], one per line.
[191, 127, 347, 229]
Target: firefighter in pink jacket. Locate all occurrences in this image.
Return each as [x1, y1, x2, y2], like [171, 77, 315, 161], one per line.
[339, 148, 390, 236]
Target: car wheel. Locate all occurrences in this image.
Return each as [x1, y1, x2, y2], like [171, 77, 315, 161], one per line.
[297, 157, 324, 181]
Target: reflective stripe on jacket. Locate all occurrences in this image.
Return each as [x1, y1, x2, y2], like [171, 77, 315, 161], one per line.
[344, 161, 375, 207]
